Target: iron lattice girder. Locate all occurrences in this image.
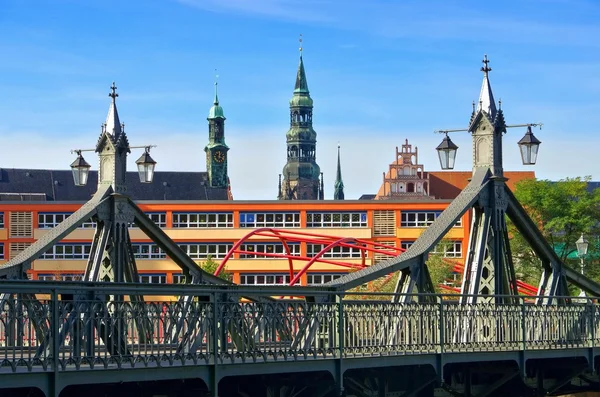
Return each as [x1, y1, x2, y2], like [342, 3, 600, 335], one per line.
[505, 187, 600, 297]
[330, 167, 491, 291]
[0, 185, 112, 278]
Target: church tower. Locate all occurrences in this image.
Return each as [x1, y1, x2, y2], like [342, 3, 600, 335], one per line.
[204, 80, 229, 188]
[279, 39, 323, 200]
[334, 144, 345, 200]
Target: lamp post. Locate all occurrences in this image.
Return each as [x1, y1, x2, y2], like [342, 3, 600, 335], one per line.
[69, 144, 157, 186]
[576, 233, 589, 298]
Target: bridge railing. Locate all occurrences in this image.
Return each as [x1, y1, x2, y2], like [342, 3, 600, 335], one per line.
[0, 281, 598, 373]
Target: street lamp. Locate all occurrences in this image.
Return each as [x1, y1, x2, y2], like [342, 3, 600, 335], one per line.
[517, 126, 542, 165]
[70, 150, 91, 187]
[576, 233, 589, 299]
[69, 145, 157, 187]
[436, 133, 459, 170]
[135, 146, 157, 184]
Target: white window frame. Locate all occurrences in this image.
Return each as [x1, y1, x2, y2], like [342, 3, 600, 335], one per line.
[172, 212, 233, 228]
[306, 212, 367, 228]
[432, 241, 463, 258]
[239, 212, 300, 228]
[400, 241, 414, 250]
[239, 243, 300, 258]
[307, 273, 344, 285]
[139, 273, 167, 284]
[37, 273, 84, 281]
[306, 244, 362, 258]
[41, 244, 92, 260]
[146, 212, 167, 227]
[239, 273, 291, 285]
[132, 243, 166, 259]
[0, 212, 4, 228]
[0, 243, 4, 259]
[178, 243, 233, 259]
[400, 211, 462, 228]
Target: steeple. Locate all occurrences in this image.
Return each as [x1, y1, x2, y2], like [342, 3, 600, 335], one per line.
[105, 82, 123, 138]
[280, 35, 321, 200]
[208, 79, 225, 120]
[334, 143, 344, 200]
[205, 75, 229, 189]
[476, 55, 497, 119]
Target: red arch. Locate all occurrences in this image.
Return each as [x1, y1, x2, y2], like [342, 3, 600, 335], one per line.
[215, 228, 406, 287]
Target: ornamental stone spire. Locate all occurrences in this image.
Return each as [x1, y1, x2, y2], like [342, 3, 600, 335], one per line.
[105, 82, 123, 138]
[476, 55, 497, 119]
[334, 144, 344, 200]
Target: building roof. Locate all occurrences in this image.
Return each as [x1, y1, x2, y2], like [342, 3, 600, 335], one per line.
[0, 168, 228, 201]
[428, 171, 535, 199]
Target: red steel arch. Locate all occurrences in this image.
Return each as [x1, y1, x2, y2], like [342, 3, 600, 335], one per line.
[213, 228, 406, 286]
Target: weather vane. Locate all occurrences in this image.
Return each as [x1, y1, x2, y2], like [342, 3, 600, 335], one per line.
[299, 34, 303, 55]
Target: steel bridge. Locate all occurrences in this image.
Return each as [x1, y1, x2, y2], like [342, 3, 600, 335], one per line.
[2, 57, 600, 396]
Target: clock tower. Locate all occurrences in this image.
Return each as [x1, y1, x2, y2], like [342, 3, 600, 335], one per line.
[279, 43, 323, 200]
[204, 81, 229, 188]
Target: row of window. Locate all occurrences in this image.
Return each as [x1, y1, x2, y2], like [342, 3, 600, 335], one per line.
[238, 273, 344, 286]
[401, 211, 462, 228]
[36, 272, 346, 286]
[27, 211, 464, 230]
[27, 241, 464, 260]
[37, 213, 166, 229]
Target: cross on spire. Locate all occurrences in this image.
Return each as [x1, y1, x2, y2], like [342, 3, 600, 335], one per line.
[109, 82, 118, 102]
[481, 54, 492, 74]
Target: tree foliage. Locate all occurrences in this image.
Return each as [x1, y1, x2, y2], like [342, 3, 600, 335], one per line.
[509, 176, 600, 285]
[200, 255, 232, 282]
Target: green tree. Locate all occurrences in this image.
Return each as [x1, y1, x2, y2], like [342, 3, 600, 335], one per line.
[509, 176, 600, 286]
[201, 255, 232, 282]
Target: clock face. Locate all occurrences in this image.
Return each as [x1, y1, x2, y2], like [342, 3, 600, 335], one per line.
[213, 150, 226, 163]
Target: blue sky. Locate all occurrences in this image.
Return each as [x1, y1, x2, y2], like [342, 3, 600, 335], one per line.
[0, 0, 599, 199]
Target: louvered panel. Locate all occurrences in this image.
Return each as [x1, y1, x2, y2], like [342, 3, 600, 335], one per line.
[373, 240, 397, 263]
[373, 210, 396, 236]
[9, 212, 33, 238]
[10, 242, 32, 259]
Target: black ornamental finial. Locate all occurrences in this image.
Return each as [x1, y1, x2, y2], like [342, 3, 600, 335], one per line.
[481, 55, 492, 73]
[109, 82, 118, 102]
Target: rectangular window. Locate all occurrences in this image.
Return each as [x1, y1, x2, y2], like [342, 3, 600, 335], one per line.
[132, 243, 166, 259]
[239, 212, 300, 228]
[41, 244, 92, 260]
[178, 243, 233, 260]
[147, 212, 167, 227]
[400, 241, 414, 250]
[306, 243, 362, 258]
[0, 212, 4, 228]
[0, 243, 4, 259]
[307, 273, 344, 285]
[239, 243, 300, 259]
[139, 273, 167, 284]
[172, 212, 233, 228]
[306, 212, 367, 228]
[400, 211, 462, 227]
[239, 273, 291, 286]
[38, 273, 84, 281]
[432, 241, 463, 258]
[10, 211, 33, 237]
[38, 213, 96, 229]
[173, 273, 187, 284]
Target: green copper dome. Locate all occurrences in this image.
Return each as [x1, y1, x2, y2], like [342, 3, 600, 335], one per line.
[289, 94, 313, 107]
[208, 82, 225, 119]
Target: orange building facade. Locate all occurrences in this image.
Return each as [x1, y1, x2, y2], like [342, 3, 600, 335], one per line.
[0, 198, 472, 286]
